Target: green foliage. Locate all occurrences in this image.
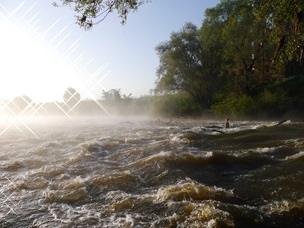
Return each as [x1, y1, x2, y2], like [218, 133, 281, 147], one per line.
[253, 0, 304, 63]
[251, 77, 304, 117]
[212, 76, 304, 118]
[101, 89, 132, 102]
[282, 75, 304, 98]
[279, 75, 304, 112]
[155, 23, 202, 93]
[257, 88, 288, 115]
[56, 0, 304, 66]
[211, 94, 256, 117]
[155, 22, 220, 108]
[53, 0, 304, 118]
[55, 0, 148, 29]
[151, 93, 202, 117]
[154, 0, 303, 118]
[100, 89, 134, 114]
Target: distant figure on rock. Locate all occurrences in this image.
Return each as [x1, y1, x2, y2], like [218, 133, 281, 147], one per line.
[225, 118, 230, 129]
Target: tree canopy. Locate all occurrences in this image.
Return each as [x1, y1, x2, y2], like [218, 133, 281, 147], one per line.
[253, 0, 304, 63]
[55, 0, 150, 29]
[63, 87, 81, 108]
[155, 22, 219, 108]
[54, 0, 304, 117]
[101, 88, 132, 101]
[154, 0, 303, 116]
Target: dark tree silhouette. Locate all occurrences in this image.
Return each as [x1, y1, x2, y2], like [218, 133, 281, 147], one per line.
[54, 0, 149, 29]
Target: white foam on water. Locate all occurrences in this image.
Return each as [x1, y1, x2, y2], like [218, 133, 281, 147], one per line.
[255, 147, 276, 154]
[285, 151, 304, 160]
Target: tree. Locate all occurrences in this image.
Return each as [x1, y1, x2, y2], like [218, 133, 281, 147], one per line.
[198, 6, 226, 101]
[8, 95, 33, 115]
[218, 0, 276, 94]
[101, 89, 132, 101]
[202, 0, 295, 96]
[55, 0, 303, 71]
[155, 22, 219, 109]
[253, 0, 304, 64]
[63, 87, 81, 108]
[152, 92, 202, 117]
[54, 0, 150, 29]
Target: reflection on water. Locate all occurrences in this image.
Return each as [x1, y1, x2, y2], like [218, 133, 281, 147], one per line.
[0, 118, 303, 227]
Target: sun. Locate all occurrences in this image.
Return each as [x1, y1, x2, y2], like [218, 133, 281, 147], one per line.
[0, 19, 80, 103]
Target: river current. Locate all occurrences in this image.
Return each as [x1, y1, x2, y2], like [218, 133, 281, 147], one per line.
[0, 117, 303, 227]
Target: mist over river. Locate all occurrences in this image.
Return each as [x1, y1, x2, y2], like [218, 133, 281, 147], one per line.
[0, 117, 303, 227]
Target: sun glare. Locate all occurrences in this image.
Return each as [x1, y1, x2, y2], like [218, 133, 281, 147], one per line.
[0, 20, 80, 103]
[0, 2, 110, 137]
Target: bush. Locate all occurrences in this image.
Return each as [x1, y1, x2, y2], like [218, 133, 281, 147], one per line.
[151, 93, 202, 117]
[282, 75, 304, 105]
[211, 94, 256, 117]
[254, 76, 304, 117]
[211, 76, 304, 118]
[257, 88, 288, 115]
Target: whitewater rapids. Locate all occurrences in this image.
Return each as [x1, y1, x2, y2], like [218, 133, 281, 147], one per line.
[0, 118, 303, 227]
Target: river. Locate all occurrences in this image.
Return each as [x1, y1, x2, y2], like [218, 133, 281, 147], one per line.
[0, 117, 303, 227]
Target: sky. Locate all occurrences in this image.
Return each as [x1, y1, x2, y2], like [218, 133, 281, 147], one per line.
[0, 0, 220, 103]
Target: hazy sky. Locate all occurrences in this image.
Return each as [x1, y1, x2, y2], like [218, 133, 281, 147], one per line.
[0, 0, 220, 102]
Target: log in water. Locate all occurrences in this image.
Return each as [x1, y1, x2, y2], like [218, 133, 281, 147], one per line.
[0, 118, 303, 227]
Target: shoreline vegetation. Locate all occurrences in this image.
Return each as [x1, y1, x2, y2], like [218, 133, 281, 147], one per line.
[1, 75, 304, 122]
[2, 1, 304, 122]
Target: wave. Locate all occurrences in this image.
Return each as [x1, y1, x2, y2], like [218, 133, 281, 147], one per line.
[156, 180, 234, 202]
[1, 119, 304, 227]
[285, 151, 304, 161]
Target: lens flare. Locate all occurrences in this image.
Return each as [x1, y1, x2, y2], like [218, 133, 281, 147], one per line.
[0, 2, 110, 137]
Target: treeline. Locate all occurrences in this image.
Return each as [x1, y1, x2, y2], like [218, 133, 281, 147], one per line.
[0, 88, 150, 117]
[1, 79, 304, 119]
[2, 0, 303, 119]
[153, 0, 304, 119]
[0, 88, 206, 117]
